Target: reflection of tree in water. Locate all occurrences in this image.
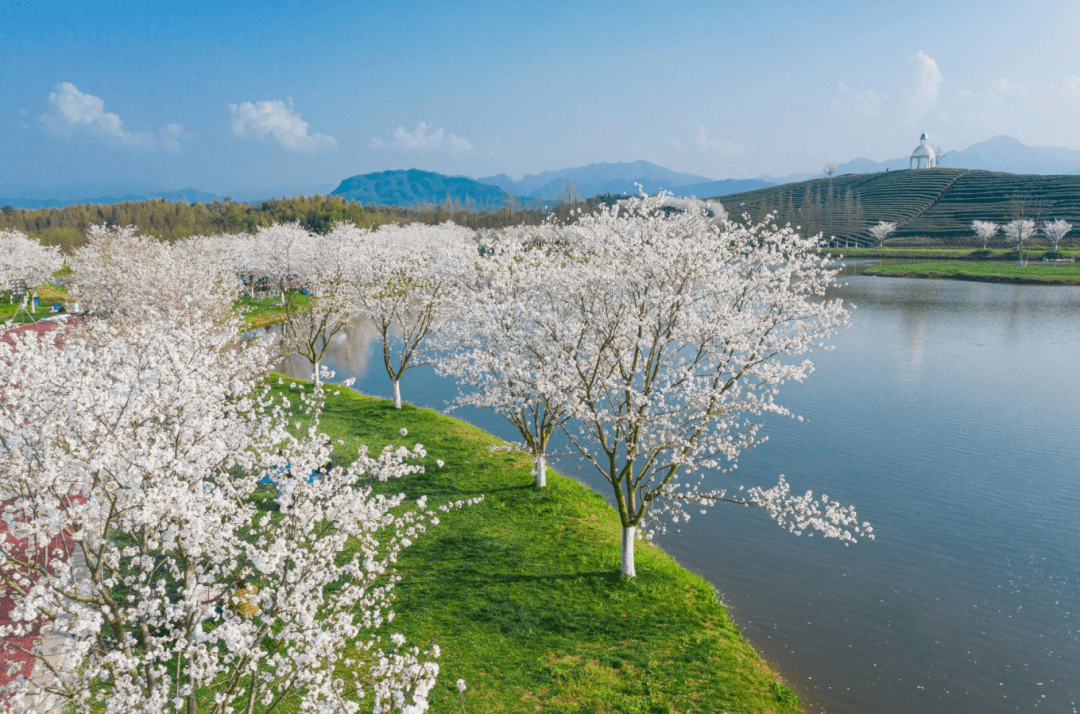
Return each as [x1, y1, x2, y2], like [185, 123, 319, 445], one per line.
[326, 317, 381, 379]
[267, 318, 382, 385]
[901, 283, 931, 374]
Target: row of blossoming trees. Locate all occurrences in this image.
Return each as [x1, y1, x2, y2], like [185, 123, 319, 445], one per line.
[0, 228, 472, 713]
[863, 219, 1072, 257]
[1, 195, 872, 711]
[971, 219, 1072, 265]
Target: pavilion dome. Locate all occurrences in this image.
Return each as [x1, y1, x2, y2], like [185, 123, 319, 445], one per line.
[910, 133, 936, 168]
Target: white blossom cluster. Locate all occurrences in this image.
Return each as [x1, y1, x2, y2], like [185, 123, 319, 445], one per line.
[970, 218, 1072, 255]
[437, 193, 868, 576]
[334, 222, 478, 409]
[192, 221, 477, 404]
[0, 230, 63, 302]
[0, 228, 474, 713]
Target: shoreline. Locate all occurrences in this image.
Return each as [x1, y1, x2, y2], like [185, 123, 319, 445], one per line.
[289, 378, 807, 713]
[862, 266, 1080, 285]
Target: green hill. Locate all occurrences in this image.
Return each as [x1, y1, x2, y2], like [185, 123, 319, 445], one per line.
[715, 169, 1080, 247]
[331, 169, 508, 210]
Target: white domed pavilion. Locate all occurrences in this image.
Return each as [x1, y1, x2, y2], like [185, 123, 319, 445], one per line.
[910, 133, 936, 169]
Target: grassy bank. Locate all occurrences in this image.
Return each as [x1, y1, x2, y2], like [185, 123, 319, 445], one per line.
[0, 284, 69, 323]
[863, 260, 1080, 285]
[820, 246, 1080, 260]
[3, 288, 299, 328]
[275, 379, 801, 713]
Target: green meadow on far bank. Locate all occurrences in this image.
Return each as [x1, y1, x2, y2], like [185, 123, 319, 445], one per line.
[820, 245, 1080, 261]
[862, 260, 1080, 284]
[0, 283, 69, 323]
[272, 377, 802, 714]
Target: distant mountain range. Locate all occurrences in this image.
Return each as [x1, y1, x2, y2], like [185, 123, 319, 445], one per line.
[0, 187, 225, 209]
[474, 160, 769, 199]
[820, 135, 1080, 178]
[7, 136, 1080, 210]
[326, 162, 776, 210]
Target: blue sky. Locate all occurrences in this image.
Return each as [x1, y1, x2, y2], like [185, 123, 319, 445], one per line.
[2, 0, 1079, 197]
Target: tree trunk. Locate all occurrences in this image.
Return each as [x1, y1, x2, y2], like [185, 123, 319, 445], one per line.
[392, 380, 402, 409]
[313, 359, 321, 387]
[534, 453, 547, 488]
[621, 526, 636, 577]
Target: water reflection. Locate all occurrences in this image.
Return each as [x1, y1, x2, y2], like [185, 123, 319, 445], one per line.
[273, 274, 1080, 714]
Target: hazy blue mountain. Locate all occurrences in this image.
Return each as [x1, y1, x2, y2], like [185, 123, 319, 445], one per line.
[331, 169, 507, 209]
[0, 187, 225, 209]
[945, 135, 1080, 174]
[474, 173, 515, 193]
[760, 136, 1080, 184]
[479, 160, 714, 199]
[673, 178, 775, 198]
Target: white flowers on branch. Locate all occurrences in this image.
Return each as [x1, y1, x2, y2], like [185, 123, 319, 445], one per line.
[276, 231, 358, 387]
[0, 230, 63, 305]
[445, 194, 871, 577]
[69, 225, 237, 326]
[1003, 218, 1037, 266]
[0, 237, 467, 713]
[1041, 219, 1071, 253]
[342, 222, 476, 409]
[436, 224, 571, 487]
[971, 220, 999, 250]
[868, 221, 897, 247]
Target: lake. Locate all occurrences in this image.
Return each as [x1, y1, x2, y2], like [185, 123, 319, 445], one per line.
[265, 267, 1080, 714]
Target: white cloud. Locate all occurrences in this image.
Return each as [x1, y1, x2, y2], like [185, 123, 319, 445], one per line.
[228, 99, 336, 153]
[906, 51, 943, 120]
[40, 82, 184, 150]
[950, 75, 1080, 146]
[369, 121, 472, 151]
[831, 82, 887, 117]
[694, 125, 746, 156]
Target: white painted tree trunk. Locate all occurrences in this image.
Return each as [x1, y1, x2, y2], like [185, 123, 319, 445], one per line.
[392, 380, 402, 409]
[534, 453, 547, 488]
[313, 359, 321, 387]
[621, 525, 636, 577]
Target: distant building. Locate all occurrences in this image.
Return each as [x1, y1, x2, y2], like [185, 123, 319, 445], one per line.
[910, 133, 937, 169]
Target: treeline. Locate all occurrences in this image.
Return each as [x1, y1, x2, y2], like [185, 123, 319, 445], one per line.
[742, 182, 868, 245]
[0, 196, 389, 252]
[1, 191, 622, 252]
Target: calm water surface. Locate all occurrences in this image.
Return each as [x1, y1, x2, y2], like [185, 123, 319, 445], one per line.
[268, 270, 1080, 714]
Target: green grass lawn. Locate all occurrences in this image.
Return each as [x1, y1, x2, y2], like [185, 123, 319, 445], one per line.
[821, 246, 1080, 260]
[863, 260, 1080, 284]
[2, 288, 306, 328]
[274, 378, 801, 714]
[0, 284, 70, 323]
[238, 292, 312, 328]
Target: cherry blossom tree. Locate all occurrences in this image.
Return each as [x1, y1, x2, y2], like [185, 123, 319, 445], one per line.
[69, 225, 237, 327]
[245, 224, 313, 306]
[347, 222, 476, 409]
[0, 235, 472, 713]
[272, 229, 358, 387]
[1041, 219, 1071, 254]
[496, 195, 870, 577]
[436, 225, 571, 487]
[868, 220, 897, 247]
[1003, 218, 1037, 266]
[971, 220, 999, 250]
[0, 230, 63, 308]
